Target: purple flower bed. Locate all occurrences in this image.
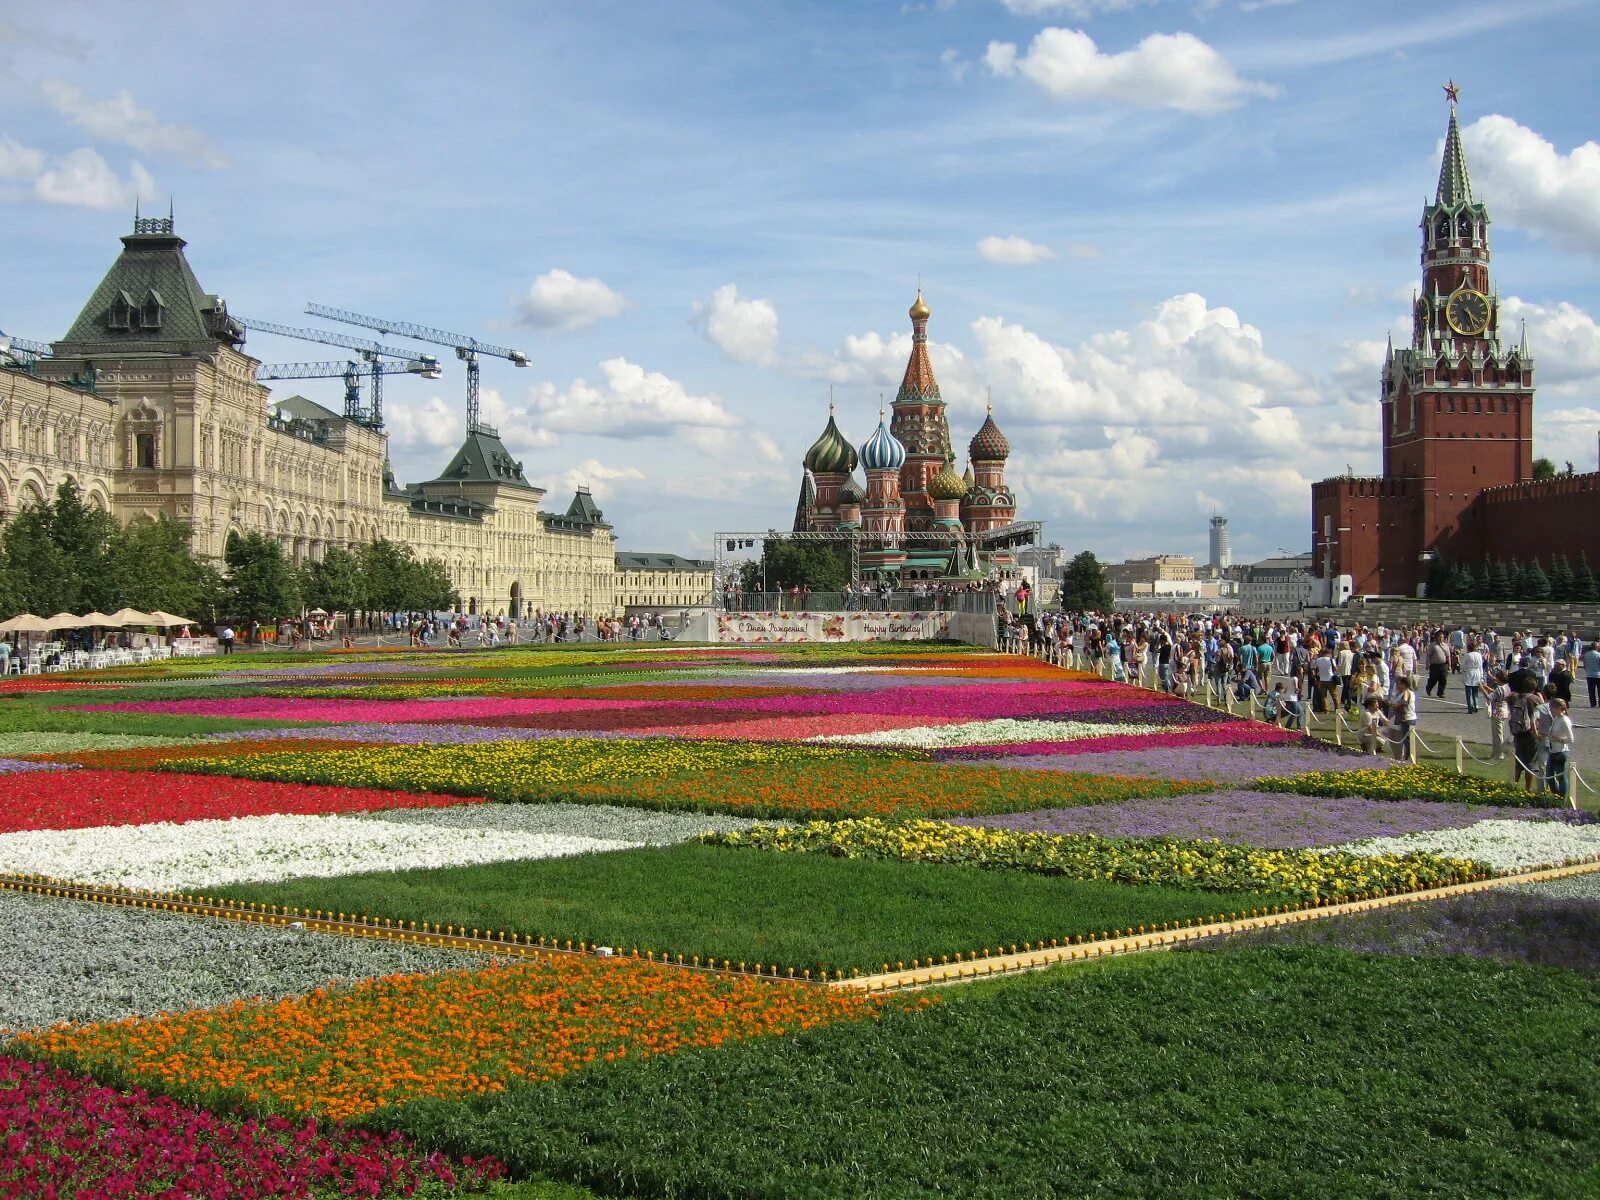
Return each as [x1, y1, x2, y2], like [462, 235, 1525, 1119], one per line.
[1197, 890, 1600, 974]
[978, 743, 1388, 782]
[206, 722, 629, 744]
[950, 789, 1580, 849]
[0, 758, 75, 773]
[1029, 704, 1240, 727]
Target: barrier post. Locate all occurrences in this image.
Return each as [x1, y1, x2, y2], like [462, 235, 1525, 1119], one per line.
[1409, 731, 1418, 765]
[1455, 739, 1464, 776]
[1567, 760, 1578, 812]
[1333, 711, 1342, 747]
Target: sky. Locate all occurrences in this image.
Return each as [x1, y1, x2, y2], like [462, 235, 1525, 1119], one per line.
[2, 0, 1599, 568]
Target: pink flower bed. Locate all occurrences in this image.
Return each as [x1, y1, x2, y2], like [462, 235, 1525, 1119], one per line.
[936, 722, 1306, 760]
[77, 695, 658, 724]
[680, 684, 1193, 720]
[632, 713, 974, 742]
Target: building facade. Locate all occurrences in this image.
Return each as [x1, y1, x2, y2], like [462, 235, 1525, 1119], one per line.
[6, 216, 616, 617]
[1308, 91, 1578, 598]
[1208, 515, 1231, 572]
[614, 552, 714, 613]
[793, 292, 1021, 580]
[1240, 554, 1313, 615]
[1103, 555, 1196, 597]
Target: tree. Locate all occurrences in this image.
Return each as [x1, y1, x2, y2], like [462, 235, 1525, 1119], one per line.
[223, 532, 301, 628]
[112, 516, 222, 618]
[300, 546, 364, 620]
[1533, 457, 1557, 481]
[743, 536, 849, 594]
[1523, 556, 1552, 601]
[0, 480, 117, 614]
[1425, 555, 1452, 599]
[1450, 564, 1477, 600]
[359, 539, 420, 613]
[1488, 558, 1512, 601]
[1059, 550, 1113, 613]
[1477, 556, 1494, 600]
[409, 557, 459, 613]
[1506, 557, 1526, 600]
[1575, 553, 1600, 602]
[1549, 552, 1575, 601]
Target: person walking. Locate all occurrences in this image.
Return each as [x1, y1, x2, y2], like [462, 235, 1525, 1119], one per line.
[1462, 640, 1484, 714]
[1424, 632, 1450, 699]
[217, 624, 235, 656]
[1543, 697, 1575, 805]
[1391, 675, 1418, 760]
[1585, 640, 1600, 708]
[1510, 682, 1542, 790]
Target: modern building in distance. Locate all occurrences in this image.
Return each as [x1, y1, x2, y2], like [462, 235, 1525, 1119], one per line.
[3, 214, 617, 617]
[1208, 515, 1231, 572]
[1103, 555, 1196, 598]
[1309, 88, 1600, 599]
[613, 552, 714, 614]
[793, 292, 1021, 581]
[1239, 554, 1314, 614]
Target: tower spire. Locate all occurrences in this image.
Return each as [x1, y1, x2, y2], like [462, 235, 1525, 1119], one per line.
[1436, 81, 1473, 206]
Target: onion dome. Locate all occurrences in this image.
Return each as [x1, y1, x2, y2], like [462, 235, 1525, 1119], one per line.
[962, 460, 974, 490]
[861, 408, 906, 470]
[909, 289, 931, 322]
[968, 404, 1010, 462]
[927, 453, 968, 501]
[803, 405, 858, 475]
[839, 476, 865, 506]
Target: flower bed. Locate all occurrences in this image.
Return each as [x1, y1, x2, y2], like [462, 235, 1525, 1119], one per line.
[806, 717, 1179, 749]
[0, 1055, 503, 1197]
[934, 721, 1307, 758]
[15, 956, 879, 1122]
[0, 889, 492, 1033]
[950, 790, 1578, 849]
[0, 769, 479, 834]
[1329, 818, 1600, 872]
[977, 743, 1391, 781]
[74, 694, 663, 724]
[701, 817, 1485, 903]
[1256, 765, 1552, 808]
[0, 811, 634, 890]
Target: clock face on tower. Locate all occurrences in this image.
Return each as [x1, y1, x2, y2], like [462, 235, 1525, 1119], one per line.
[1445, 288, 1490, 336]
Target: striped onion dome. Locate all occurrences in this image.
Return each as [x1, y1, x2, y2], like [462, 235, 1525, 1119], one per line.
[860, 411, 907, 471]
[803, 407, 858, 474]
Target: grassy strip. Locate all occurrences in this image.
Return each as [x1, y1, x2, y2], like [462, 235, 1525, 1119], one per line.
[700, 818, 1487, 904]
[363, 947, 1600, 1200]
[0, 699, 317, 736]
[1256, 764, 1550, 807]
[211, 844, 1290, 975]
[170, 740, 1209, 821]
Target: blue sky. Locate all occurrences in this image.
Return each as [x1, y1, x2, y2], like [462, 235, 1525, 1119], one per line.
[3, 0, 1599, 566]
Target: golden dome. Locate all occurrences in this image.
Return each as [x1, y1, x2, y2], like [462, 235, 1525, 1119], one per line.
[909, 290, 931, 321]
[927, 453, 968, 501]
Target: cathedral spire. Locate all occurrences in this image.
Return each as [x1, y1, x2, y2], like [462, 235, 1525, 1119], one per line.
[896, 288, 941, 406]
[1436, 81, 1473, 207]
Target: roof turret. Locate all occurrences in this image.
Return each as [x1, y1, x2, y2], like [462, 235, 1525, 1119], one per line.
[861, 406, 907, 470]
[927, 452, 968, 501]
[1436, 81, 1473, 207]
[968, 404, 1010, 462]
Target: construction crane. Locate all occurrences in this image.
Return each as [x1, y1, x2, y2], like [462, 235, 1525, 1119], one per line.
[0, 329, 53, 367]
[238, 317, 440, 430]
[305, 303, 529, 434]
[256, 358, 441, 424]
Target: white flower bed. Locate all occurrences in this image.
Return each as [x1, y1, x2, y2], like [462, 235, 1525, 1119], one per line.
[0, 813, 636, 891]
[1328, 819, 1600, 873]
[805, 718, 1170, 749]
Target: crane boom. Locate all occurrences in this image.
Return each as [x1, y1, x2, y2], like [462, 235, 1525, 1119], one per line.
[241, 317, 441, 431]
[256, 358, 440, 423]
[305, 302, 529, 433]
[0, 329, 53, 361]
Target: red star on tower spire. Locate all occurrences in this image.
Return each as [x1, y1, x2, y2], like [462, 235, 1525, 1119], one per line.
[1443, 79, 1460, 106]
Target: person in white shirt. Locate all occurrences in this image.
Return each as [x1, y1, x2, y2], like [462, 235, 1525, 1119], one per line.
[1390, 676, 1417, 759]
[1543, 698, 1575, 803]
[1462, 642, 1485, 713]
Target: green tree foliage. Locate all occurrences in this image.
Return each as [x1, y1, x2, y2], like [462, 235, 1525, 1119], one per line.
[1532, 457, 1557, 481]
[1523, 557, 1552, 601]
[1425, 554, 1451, 599]
[1575, 553, 1600, 603]
[117, 517, 222, 617]
[223, 531, 301, 626]
[739, 536, 849, 594]
[1477, 556, 1494, 600]
[1059, 550, 1113, 613]
[299, 545, 364, 619]
[1506, 558, 1526, 600]
[1549, 553, 1575, 601]
[358, 538, 457, 613]
[1489, 558, 1512, 601]
[1449, 564, 1477, 600]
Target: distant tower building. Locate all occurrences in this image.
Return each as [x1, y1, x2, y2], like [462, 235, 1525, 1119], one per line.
[1209, 515, 1231, 571]
[859, 407, 908, 577]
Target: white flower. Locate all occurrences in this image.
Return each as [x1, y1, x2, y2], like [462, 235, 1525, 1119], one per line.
[1327, 819, 1600, 873]
[805, 718, 1171, 748]
[0, 813, 637, 891]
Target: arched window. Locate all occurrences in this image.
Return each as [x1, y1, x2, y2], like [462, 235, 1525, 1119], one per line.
[1457, 213, 1471, 240]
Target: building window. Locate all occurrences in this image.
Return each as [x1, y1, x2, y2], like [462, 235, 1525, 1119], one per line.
[135, 432, 156, 469]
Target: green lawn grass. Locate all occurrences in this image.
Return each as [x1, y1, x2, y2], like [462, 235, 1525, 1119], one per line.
[213, 844, 1288, 975]
[0, 697, 318, 736]
[365, 946, 1600, 1200]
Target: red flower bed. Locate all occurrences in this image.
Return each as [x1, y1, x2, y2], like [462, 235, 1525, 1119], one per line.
[0, 679, 127, 693]
[0, 1054, 502, 1198]
[933, 722, 1306, 760]
[0, 769, 481, 834]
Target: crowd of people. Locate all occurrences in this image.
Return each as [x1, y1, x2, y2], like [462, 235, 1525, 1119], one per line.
[720, 578, 1005, 612]
[1006, 608, 1590, 799]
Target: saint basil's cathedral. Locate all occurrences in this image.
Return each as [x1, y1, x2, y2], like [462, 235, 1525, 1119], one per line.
[792, 292, 1020, 581]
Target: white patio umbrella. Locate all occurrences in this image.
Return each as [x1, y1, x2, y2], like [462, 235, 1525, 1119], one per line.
[79, 611, 116, 627]
[147, 611, 197, 628]
[106, 608, 155, 627]
[43, 612, 84, 630]
[0, 613, 52, 633]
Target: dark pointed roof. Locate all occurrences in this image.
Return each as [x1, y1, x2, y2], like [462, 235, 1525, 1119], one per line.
[425, 428, 536, 489]
[59, 217, 243, 352]
[896, 290, 942, 407]
[565, 487, 606, 525]
[1436, 103, 1473, 207]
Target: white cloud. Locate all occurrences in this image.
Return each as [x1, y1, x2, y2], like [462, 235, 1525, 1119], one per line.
[1063, 242, 1103, 259]
[1500, 296, 1600, 393]
[382, 394, 460, 452]
[690, 284, 780, 366]
[977, 234, 1057, 265]
[984, 27, 1276, 114]
[0, 136, 45, 180]
[939, 48, 970, 83]
[1461, 115, 1600, 255]
[998, 0, 1153, 15]
[513, 269, 631, 332]
[526, 358, 739, 437]
[556, 458, 646, 501]
[39, 81, 227, 168]
[32, 148, 155, 210]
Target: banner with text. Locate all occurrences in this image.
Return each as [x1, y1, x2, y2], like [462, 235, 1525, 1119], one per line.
[715, 610, 954, 643]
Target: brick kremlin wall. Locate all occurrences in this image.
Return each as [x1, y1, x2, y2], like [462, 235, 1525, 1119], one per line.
[1294, 601, 1600, 634]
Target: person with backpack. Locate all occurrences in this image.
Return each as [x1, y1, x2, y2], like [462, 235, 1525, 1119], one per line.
[1510, 681, 1542, 789]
